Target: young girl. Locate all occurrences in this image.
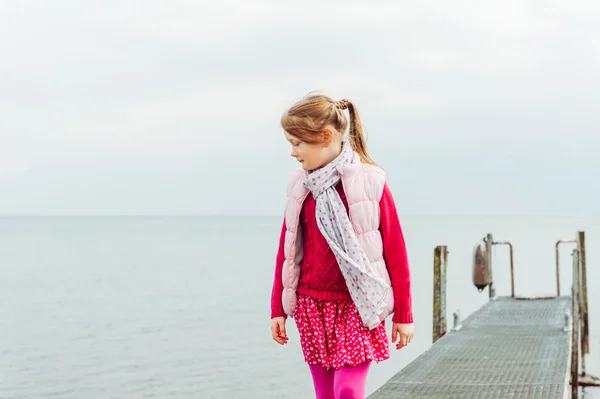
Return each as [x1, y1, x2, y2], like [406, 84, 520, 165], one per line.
[270, 93, 414, 399]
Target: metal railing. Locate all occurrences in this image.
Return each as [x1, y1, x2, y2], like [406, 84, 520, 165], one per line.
[556, 239, 577, 296]
[492, 240, 515, 298]
[477, 233, 515, 298]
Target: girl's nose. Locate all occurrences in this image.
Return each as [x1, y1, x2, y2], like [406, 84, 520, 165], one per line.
[290, 148, 298, 158]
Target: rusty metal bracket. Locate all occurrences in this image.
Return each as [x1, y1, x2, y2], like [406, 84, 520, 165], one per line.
[579, 373, 600, 387]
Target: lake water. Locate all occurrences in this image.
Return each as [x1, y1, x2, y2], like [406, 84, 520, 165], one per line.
[0, 215, 598, 398]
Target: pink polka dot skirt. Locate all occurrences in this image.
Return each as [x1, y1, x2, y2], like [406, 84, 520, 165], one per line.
[294, 292, 390, 370]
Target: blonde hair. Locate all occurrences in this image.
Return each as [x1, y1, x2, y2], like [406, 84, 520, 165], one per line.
[280, 93, 375, 164]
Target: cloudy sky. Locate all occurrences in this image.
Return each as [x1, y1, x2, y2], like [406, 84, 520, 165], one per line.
[1, 1, 599, 216]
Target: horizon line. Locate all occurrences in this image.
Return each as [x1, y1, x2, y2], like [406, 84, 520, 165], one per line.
[0, 213, 598, 218]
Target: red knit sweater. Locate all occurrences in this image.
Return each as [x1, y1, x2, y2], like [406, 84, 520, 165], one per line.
[270, 182, 413, 324]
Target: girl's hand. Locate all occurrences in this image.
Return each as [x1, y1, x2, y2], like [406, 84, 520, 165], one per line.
[391, 323, 414, 350]
[271, 317, 289, 345]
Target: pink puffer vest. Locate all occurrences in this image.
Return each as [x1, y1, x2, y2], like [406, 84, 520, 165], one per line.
[281, 152, 394, 322]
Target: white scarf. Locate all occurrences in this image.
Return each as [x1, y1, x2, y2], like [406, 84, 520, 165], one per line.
[304, 143, 390, 329]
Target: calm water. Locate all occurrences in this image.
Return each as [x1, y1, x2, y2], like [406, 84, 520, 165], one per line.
[0, 215, 598, 398]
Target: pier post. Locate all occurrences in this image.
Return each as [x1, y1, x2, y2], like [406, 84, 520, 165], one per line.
[578, 231, 589, 357]
[571, 249, 580, 398]
[432, 245, 448, 343]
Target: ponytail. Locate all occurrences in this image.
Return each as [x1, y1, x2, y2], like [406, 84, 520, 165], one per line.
[336, 99, 375, 165]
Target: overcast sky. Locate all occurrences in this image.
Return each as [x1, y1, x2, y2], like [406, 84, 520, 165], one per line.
[1, 1, 599, 216]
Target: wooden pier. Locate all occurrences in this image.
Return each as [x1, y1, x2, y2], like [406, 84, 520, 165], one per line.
[369, 231, 599, 399]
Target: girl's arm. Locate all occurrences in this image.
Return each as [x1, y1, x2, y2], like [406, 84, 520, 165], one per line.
[379, 183, 414, 324]
[270, 219, 287, 319]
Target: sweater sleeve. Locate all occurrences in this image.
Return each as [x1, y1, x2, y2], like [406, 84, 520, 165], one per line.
[379, 183, 414, 324]
[270, 219, 288, 319]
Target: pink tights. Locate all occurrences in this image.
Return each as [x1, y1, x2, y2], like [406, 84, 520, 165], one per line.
[308, 362, 371, 399]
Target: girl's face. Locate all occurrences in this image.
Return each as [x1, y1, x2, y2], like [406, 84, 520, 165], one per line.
[284, 130, 333, 171]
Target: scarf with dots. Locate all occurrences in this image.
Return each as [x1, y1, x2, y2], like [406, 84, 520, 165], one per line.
[304, 142, 390, 329]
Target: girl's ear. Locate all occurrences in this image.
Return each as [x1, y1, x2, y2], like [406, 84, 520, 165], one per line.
[321, 129, 333, 148]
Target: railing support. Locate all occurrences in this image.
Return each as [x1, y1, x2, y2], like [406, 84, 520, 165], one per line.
[452, 311, 462, 331]
[432, 245, 448, 343]
[556, 239, 577, 296]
